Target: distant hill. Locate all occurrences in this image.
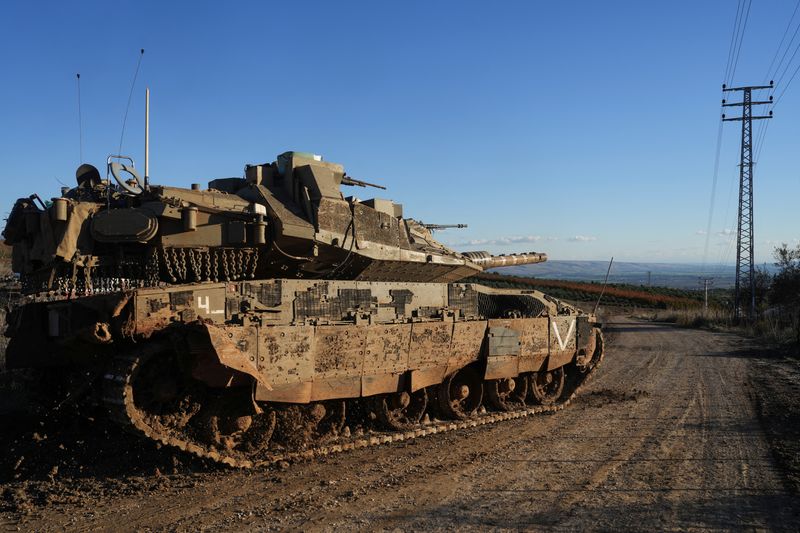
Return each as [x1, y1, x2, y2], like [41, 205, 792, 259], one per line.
[491, 260, 747, 290]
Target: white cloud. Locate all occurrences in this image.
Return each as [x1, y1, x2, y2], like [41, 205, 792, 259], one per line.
[717, 228, 735, 237]
[695, 230, 707, 235]
[450, 235, 547, 246]
[569, 235, 597, 242]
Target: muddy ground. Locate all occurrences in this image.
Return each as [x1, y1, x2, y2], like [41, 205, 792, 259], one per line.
[1, 317, 799, 531]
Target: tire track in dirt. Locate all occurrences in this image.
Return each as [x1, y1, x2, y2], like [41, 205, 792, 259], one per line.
[8, 317, 800, 532]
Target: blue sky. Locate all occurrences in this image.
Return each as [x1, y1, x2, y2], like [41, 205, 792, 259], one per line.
[1, 1, 798, 269]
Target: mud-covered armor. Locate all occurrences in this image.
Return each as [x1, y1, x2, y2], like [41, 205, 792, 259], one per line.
[3, 151, 602, 467]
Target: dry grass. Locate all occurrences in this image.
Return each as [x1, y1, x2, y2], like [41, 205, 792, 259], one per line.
[637, 307, 800, 347]
[637, 308, 733, 329]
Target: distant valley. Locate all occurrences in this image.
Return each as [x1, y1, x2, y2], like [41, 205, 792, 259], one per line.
[490, 260, 754, 289]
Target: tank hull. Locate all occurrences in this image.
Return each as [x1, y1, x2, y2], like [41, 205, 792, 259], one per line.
[5, 278, 602, 467]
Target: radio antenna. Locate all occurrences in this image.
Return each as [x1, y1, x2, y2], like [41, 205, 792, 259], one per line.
[76, 73, 83, 162]
[592, 257, 614, 315]
[144, 87, 150, 190]
[117, 48, 145, 157]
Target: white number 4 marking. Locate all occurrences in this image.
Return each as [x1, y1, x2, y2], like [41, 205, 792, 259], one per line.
[552, 319, 576, 351]
[197, 295, 224, 315]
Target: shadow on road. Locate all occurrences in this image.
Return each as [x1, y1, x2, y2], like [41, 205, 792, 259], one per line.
[602, 324, 671, 333]
[365, 491, 796, 530]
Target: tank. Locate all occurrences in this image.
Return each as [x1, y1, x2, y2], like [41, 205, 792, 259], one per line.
[2, 151, 603, 467]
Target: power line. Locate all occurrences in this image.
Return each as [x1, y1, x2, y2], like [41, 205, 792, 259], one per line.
[754, 17, 800, 161]
[755, 58, 800, 161]
[754, 1, 796, 157]
[701, 118, 724, 274]
[710, 0, 748, 281]
[741, 0, 800, 206]
[724, 0, 745, 84]
[708, 164, 738, 282]
[754, 118, 771, 163]
[714, 165, 741, 279]
[765, 0, 800, 82]
[773, 38, 800, 91]
[728, 0, 753, 85]
[768, 13, 800, 84]
[773, 59, 800, 106]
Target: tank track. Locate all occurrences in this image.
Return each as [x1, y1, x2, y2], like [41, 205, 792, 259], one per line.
[102, 332, 604, 469]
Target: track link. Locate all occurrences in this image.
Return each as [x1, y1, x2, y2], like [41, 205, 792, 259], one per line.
[102, 332, 604, 469]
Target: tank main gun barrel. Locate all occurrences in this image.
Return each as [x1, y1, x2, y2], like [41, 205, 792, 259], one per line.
[462, 251, 548, 270]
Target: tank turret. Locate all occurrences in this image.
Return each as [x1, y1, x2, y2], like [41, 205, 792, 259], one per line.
[4, 151, 547, 294]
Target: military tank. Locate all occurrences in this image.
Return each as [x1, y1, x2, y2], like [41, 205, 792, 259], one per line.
[3, 151, 603, 467]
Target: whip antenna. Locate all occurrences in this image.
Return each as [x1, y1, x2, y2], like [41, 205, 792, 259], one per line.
[144, 87, 150, 190]
[592, 257, 614, 315]
[117, 48, 145, 156]
[76, 73, 83, 162]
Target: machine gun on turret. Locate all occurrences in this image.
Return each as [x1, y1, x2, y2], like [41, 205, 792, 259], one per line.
[422, 223, 468, 231]
[341, 175, 386, 190]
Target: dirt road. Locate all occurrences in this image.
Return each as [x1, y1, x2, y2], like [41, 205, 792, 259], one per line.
[3, 318, 799, 531]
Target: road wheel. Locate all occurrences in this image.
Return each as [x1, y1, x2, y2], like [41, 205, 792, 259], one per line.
[486, 376, 528, 411]
[274, 400, 346, 449]
[312, 400, 346, 441]
[437, 366, 483, 420]
[198, 392, 276, 453]
[376, 389, 428, 430]
[527, 367, 565, 405]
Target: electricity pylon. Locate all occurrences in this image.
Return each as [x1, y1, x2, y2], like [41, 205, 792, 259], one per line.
[722, 82, 773, 321]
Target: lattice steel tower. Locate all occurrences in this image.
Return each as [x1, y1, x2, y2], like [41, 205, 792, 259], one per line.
[722, 82, 773, 321]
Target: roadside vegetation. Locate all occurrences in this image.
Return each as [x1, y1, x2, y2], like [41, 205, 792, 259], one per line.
[473, 243, 800, 349]
[470, 272, 702, 309]
[646, 244, 800, 348]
